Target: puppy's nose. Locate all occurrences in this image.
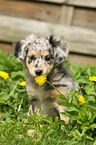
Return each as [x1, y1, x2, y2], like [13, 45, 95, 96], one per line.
[35, 70, 42, 76]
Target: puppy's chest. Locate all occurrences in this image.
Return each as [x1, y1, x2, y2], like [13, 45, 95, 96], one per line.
[26, 82, 48, 100]
[26, 80, 66, 104]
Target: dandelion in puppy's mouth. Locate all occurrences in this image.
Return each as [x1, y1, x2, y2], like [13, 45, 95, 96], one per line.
[34, 75, 47, 85]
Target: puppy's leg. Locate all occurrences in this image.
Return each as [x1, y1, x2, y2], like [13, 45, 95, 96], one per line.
[41, 98, 60, 120]
[50, 88, 69, 123]
[28, 99, 39, 116]
[58, 105, 69, 123]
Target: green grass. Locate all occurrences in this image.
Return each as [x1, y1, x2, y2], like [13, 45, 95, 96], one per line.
[0, 49, 96, 145]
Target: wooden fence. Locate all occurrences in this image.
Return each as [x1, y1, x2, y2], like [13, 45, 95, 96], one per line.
[0, 0, 96, 65]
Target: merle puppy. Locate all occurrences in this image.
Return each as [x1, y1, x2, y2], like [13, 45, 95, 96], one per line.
[14, 34, 77, 120]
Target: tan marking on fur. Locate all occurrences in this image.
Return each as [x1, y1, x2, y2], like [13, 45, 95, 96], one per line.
[50, 87, 66, 98]
[26, 57, 35, 68]
[28, 49, 38, 57]
[42, 61, 54, 75]
[26, 57, 36, 76]
[42, 50, 49, 57]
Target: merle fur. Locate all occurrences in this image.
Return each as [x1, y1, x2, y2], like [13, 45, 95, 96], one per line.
[14, 41, 22, 58]
[49, 35, 60, 47]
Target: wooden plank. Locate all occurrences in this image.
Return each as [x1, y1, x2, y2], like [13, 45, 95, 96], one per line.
[72, 8, 96, 29]
[1, 1, 96, 28]
[1, 0, 96, 8]
[68, 54, 96, 66]
[35, 0, 65, 3]
[68, 0, 96, 8]
[60, 5, 74, 25]
[0, 1, 61, 23]
[35, 0, 96, 8]
[0, 15, 96, 56]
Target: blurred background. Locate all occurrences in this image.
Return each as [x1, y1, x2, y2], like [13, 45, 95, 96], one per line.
[0, 0, 96, 65]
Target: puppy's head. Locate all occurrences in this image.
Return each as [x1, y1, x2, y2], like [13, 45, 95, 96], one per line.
[14, 34, 69, 77]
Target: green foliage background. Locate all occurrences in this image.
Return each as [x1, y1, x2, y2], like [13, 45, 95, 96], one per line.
[0, 50, 96, 145]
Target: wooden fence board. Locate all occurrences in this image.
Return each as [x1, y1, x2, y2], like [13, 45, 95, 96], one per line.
[35, 0, 65, 3]
[73, 8, 96, 29]
[0, 1, 61, 23]
[0, 1, 96, 29]
[68, 54, 96, 66]
[68, 0, 96, 8]
[0, 15, 96, 56]
[60, 5, 74, 25]
[36, 0, 96, 8]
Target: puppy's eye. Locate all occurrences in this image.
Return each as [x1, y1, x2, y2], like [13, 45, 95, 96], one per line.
[30, 55, 36, 60]
[29, 55, 36, 63]
[45, 55, 50, 61]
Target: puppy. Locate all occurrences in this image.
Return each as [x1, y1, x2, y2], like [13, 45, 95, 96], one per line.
[14, 34, 77, 120]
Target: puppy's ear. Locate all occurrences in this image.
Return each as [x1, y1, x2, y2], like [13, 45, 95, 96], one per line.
[13, 34, 37, 62]
[49, 35, 69, 64]
[13, 40, 27, 62]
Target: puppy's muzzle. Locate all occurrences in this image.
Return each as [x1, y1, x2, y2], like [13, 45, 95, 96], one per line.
[35, 70, 42, 76]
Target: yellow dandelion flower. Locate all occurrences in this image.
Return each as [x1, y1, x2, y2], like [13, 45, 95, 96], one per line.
[34, 75, 47, 85]
[89, 76, 96, 82]
[0, 71, 9, 79]
[20, 81, 26, 86]
[78, 95, 85, 104]
[34, 139, 39, 142]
